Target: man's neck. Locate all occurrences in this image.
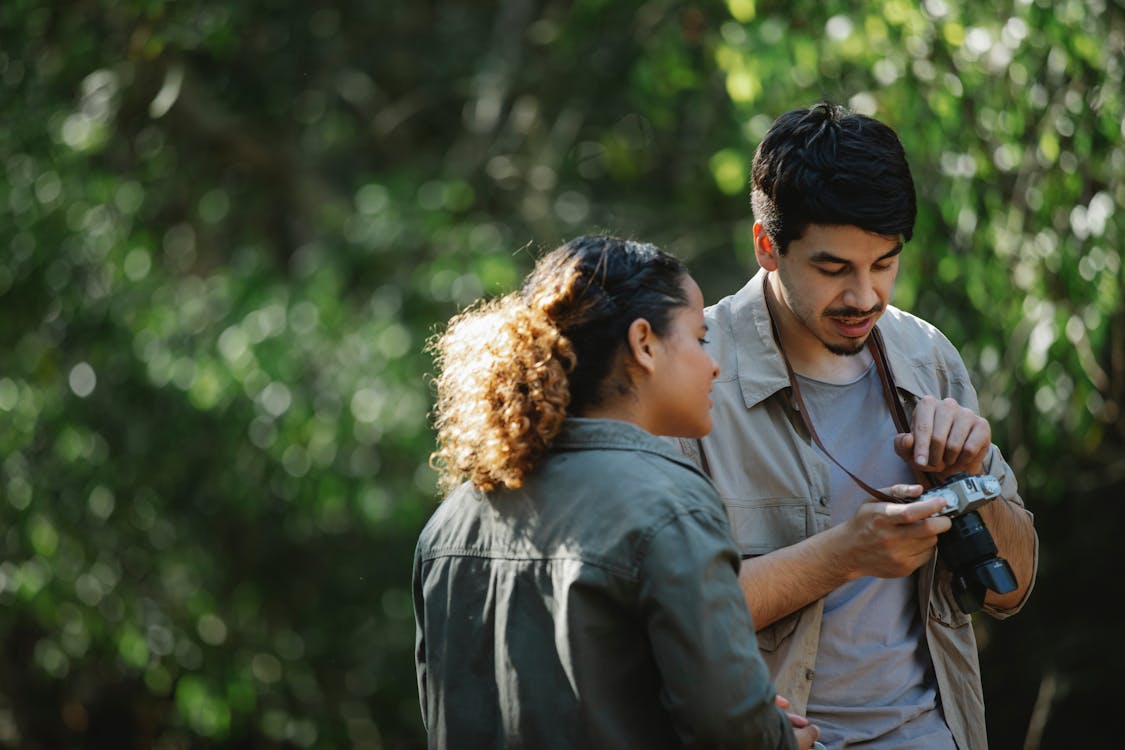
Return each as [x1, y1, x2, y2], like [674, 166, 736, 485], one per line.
[779, 322, 872, 384]
[766, 280, 873, 384]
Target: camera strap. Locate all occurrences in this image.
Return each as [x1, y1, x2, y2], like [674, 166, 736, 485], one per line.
[762, 274, 937, 502]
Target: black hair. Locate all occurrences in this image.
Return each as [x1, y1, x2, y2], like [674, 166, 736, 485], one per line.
[524, 234, 689, 414]
[750, 101, 917, 253]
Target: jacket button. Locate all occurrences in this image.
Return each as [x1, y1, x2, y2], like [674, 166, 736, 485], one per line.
[805, 668, 815, 681]
[818, 496, 829, 507]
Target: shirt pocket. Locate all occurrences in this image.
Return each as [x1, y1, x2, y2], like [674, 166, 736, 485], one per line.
[754, 608, 802, 652]
[723, 495, 812, 557]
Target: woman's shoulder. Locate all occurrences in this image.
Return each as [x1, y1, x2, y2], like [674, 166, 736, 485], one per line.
[543, 428, 722, 520]
[554, 419, 711, 480]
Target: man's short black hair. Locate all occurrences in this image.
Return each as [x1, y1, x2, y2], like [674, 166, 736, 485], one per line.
[750, 102, 917, 253]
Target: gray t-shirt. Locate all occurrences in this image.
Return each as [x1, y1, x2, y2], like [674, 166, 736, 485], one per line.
[797, 363, 957, 749]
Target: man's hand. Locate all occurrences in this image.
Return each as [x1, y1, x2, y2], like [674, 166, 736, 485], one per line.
[739, 486, 952, 628]
[837, 484, 952, 579]
[894, 395, 991, 478]
[775, 695, 820, 750]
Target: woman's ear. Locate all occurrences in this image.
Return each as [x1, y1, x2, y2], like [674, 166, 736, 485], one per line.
[625, 318, 657, 375]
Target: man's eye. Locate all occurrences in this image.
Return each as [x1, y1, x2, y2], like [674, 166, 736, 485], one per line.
[817, 266, 847, 277]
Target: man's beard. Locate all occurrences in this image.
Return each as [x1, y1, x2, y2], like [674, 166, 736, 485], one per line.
[820, 303, 883, 357]
[825, 340, 866, 356]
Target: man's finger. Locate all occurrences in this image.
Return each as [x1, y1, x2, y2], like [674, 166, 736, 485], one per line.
[885, 495, 946, 522]
[959, 420, 992, 472]
[928, 400, 959, 466]
[943, 415, 973, 465]
[880, 482, 924, 501]
[911, 396, 937, 467]
[894, 433, 914, 462]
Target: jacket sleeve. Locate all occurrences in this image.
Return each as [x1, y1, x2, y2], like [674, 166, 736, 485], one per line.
[637, 503, 797, 750]
[936, 341, 1039, 618]
[412, 542, 430, 731]
[979, 442, 1039, 618]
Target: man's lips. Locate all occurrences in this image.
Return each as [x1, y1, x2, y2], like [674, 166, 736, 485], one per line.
[825, 305, 882, 338]
[831, 316, 875, 337]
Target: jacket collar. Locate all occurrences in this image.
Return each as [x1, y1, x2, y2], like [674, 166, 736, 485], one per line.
[554, 418, 707, 477]
[722, 268, 931, 409]
[724, 269, 792, 410]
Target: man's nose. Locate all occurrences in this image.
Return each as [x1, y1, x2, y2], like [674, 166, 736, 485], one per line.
[843, 273, 879, 311]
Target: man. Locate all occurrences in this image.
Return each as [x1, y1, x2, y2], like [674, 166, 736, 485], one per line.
[679, 103, 1038, 749]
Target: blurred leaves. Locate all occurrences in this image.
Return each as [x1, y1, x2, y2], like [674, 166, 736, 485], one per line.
[0, 0, 1122, 748]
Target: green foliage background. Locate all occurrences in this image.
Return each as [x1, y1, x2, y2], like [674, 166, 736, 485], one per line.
[0, 1, 1121, 748]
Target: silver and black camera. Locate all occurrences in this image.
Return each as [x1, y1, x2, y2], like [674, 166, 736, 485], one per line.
[921, 473, 1003, 518]
[919, 472, 1017, 614]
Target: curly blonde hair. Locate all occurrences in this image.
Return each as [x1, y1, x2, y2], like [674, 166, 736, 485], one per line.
[428, 236, 687, 493]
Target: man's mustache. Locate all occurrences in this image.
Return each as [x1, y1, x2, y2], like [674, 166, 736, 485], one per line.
[823, 303, 884, 318]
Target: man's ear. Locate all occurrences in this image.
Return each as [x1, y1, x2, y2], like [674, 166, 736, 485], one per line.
[753, 221, 778, 271]
[625, 318, 657, 375]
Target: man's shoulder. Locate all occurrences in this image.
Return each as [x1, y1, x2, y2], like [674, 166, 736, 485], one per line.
[878, 305, 974, 396]
[703, 273, 759, 319]
[703, 287, 740, 327]
[879, 303, 940, 333]
[702, 275, 775, 363]
[701, 293, 742, 371]
[879, 305, 959, 357]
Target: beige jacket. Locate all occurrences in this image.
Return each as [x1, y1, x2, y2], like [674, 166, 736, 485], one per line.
[679, 270, 1038, 750]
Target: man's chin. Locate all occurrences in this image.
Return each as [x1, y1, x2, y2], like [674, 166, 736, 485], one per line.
[825, 340, 866, 356]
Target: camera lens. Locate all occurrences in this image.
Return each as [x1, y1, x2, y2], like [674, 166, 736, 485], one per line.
[938, 510, 1017, 613]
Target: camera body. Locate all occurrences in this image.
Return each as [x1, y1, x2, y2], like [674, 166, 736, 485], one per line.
[921, 473, 1002, 518]
[918, 472, 1017, 614]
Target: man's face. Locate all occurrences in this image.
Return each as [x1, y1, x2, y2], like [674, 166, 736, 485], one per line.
[758, 223, 902, 356]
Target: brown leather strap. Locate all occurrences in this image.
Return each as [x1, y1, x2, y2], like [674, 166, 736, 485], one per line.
[867, 326, 910, 434]
[867, 327, 938, 489]
[762, 274, 934, 502]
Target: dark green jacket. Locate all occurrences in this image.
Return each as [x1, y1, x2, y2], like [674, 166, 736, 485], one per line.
[413, 418, 796, 749]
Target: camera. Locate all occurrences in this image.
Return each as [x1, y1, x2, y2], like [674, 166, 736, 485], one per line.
[919, 472, 1017, 614]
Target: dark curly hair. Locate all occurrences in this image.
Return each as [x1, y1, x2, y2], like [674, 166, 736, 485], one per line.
[427, 235, 689, 492]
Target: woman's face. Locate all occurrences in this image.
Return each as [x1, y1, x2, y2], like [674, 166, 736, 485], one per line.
[646, 275, 720, 438]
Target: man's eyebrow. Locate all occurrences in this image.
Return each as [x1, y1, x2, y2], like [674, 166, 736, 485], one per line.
[810, 243, 904, 265]
[880, 243, 905, 261]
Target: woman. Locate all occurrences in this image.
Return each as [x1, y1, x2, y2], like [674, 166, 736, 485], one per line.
[414, 235, 819, 749]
